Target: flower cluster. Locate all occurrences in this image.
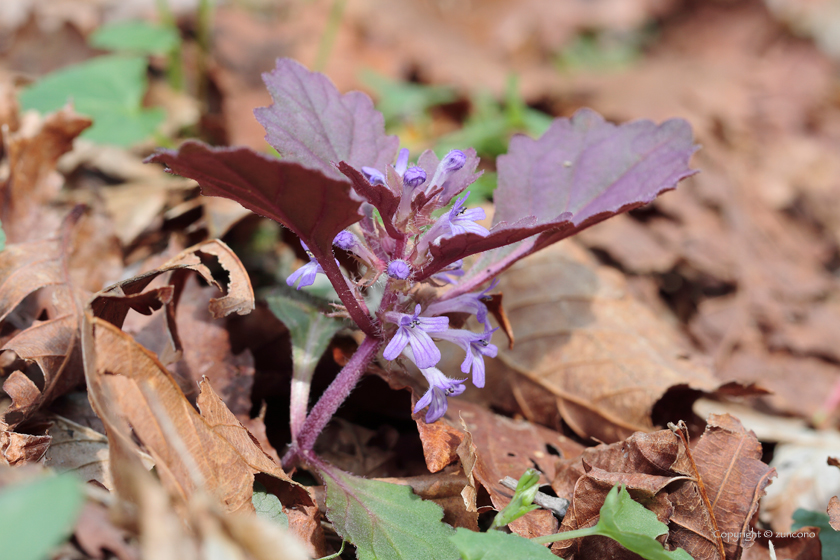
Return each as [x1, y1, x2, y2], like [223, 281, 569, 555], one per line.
[287, 146, 499, 422]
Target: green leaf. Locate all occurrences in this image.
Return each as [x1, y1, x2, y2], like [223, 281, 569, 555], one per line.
[19, 54, 164, 146]
[0, 474, 85, 560]
[533, 486, 691, 560]
[451, 528, 557, 560]
[360, 69, 456, 127]
[792, 508, 839, 560]
[89, 20, 180, 55]
[266, 292, 346, 380]
[318, 463, 458, 560]
[492, 468, 541, 528]
[0, 219, 5, 252]
[252, 481, 289, 527]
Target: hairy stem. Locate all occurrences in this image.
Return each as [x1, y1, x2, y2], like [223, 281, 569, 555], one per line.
[320, 257, 378, 337]
[290, 336, 382, 457]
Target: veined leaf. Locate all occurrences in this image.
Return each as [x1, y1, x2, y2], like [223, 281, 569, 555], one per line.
[451, 528, 557, 560]
[19, 54, 164, 146]
[317, 461, 458, 560]
[253, 481, 289, 528]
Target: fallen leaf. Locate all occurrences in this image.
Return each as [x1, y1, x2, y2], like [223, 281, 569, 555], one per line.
[829, 496, 840, 531]
[414, 397, 584, 539]
[481, 240, 722, 442]
[553, 414, 775, 560]
[0, 105, 91, 243]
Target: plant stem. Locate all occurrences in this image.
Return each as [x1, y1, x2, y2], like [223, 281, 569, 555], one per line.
[531, 526, 598, 545]
[291, 336, 382, 455]
[319, 257, 378, 337]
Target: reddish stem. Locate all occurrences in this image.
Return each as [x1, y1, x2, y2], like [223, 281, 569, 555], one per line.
[285, 336, 382, 465]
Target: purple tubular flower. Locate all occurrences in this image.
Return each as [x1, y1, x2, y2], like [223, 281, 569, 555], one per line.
[395, 148, 410, 176]
[413, 366, 466, 423]
[433, 327, 498, 388]
[361, 166, 386, 186]
[447, 192, 489, 236]
[332, 229, 383, 270]
[429, 149, 466, 188]
[424, 278, 499, 327]
[416, 192, 490, 256]
[431, 259, 465, 285]
[383, 304, 449, 369]
[387, 259, 411, 279]
[286, 241, 324, 290]
[403, 166, 427, 189]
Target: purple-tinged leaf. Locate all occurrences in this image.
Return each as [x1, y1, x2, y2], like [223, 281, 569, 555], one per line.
[146, 141, 361, 257]
[338, 162, 402, 239]
[417, 109, 697, 282]
[145, 141, 378, 336]
[255, 58, 399, 182]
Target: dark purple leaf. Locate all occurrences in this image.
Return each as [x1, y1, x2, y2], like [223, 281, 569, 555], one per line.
[418, 109, 697, 281]
[146, 141, 378, 335]
[146, 141, 362, 257]
[337, 162, 401, 239]
[255, 58, 399, 182]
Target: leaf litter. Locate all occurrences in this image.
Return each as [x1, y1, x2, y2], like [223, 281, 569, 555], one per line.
[2, 1, 840, 559]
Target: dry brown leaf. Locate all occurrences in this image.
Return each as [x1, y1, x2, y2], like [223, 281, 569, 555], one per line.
[43, 412, 154, 490]
[482, 240, 721, 443]
[829, 496, 840, 531]
[740, 532, 822, 560]
[0, 425, 50, 465]
[43, 413, 112, 488]
[553, 414, 775, 560]
[0, 105, 91, 243]
[415, 397, 583, 539]
[169, 277, 255, 415]
[92, 317, 290, 514]
[73, 501, 139, 560]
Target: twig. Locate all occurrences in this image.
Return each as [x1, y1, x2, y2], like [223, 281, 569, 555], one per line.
[500, 476, 569, 518]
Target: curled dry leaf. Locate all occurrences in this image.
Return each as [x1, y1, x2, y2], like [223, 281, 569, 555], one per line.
[0, 105, 91, 243]
[0, 216, 84, 433]
[554, 414, 775, 560]
[91, 318, 299, 514]
[481, 240, 726, 443]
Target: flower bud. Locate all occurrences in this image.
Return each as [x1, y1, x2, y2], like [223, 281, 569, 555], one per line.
[402, 166, 427, 189]
[361, 166, 385, 186]
[333, 231, 356, 251]
[395, 148, 410, 176]
[387, 259, 411, 280]
[440, 149, 466, 173]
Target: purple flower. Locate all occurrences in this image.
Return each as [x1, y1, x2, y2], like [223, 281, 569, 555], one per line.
[361, 166, 386, 186]
[333, 230, 356, 251]
[446, 192, 489, 236]
[413, 366, 466, 423]
[286, 241, 324, 290]
[416, 192, 489, 256]
[403, 166, 427, 189]
[433, 327, 498, 388]
[383, 304, 449, 369]
[394, 148, 410, 176]
[429, 149, 466, 188]
[431, 259, 465, 285]
[333, 229, 383, 270]
[424, 278, 499, 327]
[387, 259, 411, 279]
